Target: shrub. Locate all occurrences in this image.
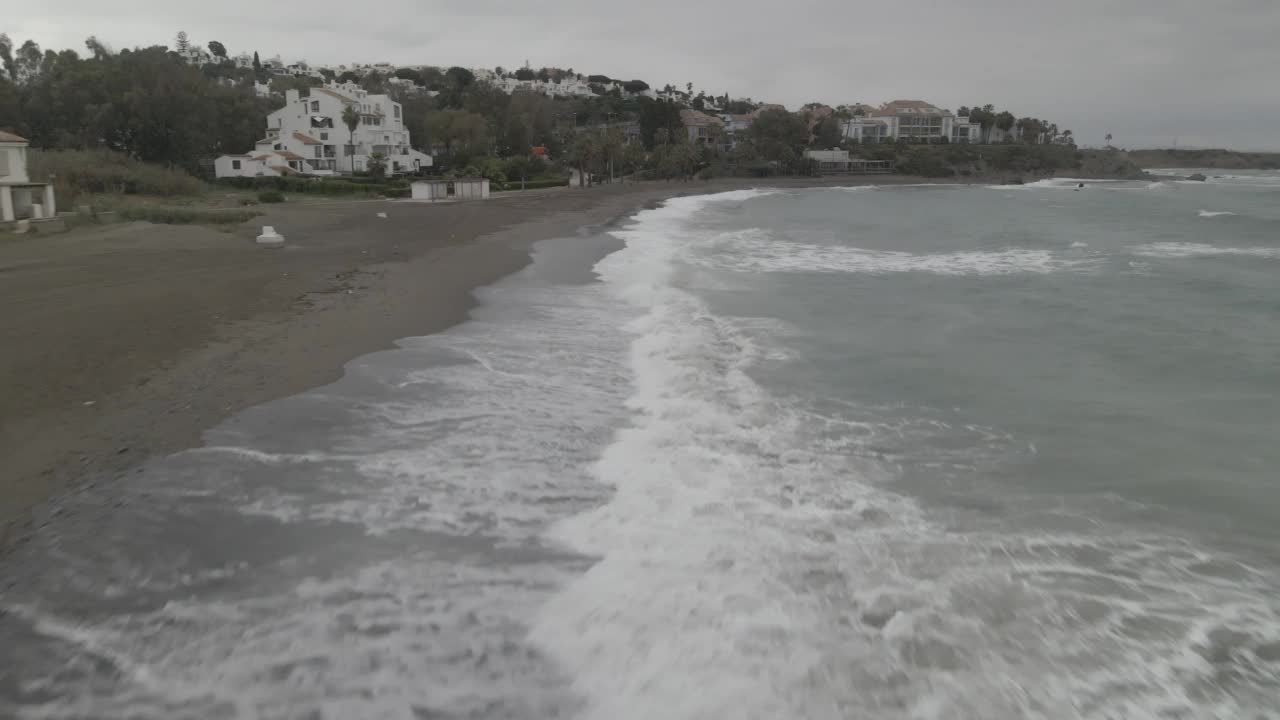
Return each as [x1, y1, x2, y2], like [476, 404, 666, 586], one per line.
[214, 176, 392, 196]
[381, 187, 411, 198]
[492, 176, 569, 191]
[257, 190, 285, 203]
[28, 149, 205, 204]
[118, 206, 261, 225]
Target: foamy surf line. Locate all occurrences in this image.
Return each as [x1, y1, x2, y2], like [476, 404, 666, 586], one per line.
[525, 188, 1280, 719]
[1133, 242, 1280, 259]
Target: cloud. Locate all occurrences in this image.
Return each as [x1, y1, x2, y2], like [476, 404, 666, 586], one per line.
[8, 0, 1280, 149]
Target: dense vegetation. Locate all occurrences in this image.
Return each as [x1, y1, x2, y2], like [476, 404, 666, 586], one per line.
[1, 32, 1091, 194]
[1125, 148, 1280, 170]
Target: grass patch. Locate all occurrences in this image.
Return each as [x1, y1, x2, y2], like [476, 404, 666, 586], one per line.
[257, 190, 286, 203]
[116, 206, 261, 225]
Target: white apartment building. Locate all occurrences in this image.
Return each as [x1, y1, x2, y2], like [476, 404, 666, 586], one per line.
[214, 82, 432, 177]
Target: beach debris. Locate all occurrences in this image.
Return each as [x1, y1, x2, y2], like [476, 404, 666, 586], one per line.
[82, 400, 95, 406]
[256, 225, 285, 246]
[376, 212, 388, 219]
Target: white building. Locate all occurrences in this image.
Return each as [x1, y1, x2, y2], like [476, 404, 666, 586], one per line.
[410, 177, 490, 202]
[213, 153, 289, 178]
[215, 83, 432, 178]
[1, 131, 56, 223]
[175, 44, 213, 66]
[840, 117, 889, 144]
[951, 115, 983, 144]
[866, 100, 957, 143]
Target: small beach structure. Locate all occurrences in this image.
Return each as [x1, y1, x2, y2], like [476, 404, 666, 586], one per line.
[410, 178, 490, 202]
[1, 131, 57, 223]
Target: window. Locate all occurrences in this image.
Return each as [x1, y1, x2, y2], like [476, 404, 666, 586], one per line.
[310, 100, 320, 112]
[314, 146, 322, 158]
[232, 159, 242, 170]
[394, 106, 401, 119]
[320, 132, 328, 140]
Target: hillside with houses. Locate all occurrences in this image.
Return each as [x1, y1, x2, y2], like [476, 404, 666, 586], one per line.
[0, 30, 1087, 202]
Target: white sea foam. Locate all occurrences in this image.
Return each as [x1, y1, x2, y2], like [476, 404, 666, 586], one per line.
[698, 228, 1097, 276]
[1133, 242, 1280, 259]
[526, 188, 1280, 720]
[1070, 241, 1090, 248]
[1197, 209, 1237, 217]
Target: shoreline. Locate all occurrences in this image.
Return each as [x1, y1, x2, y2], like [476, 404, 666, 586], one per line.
[0, 174, 1029, 549]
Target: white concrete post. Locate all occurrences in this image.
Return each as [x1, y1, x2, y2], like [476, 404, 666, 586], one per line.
[0, 187, 13, 222]
[43, 184, 56, 217]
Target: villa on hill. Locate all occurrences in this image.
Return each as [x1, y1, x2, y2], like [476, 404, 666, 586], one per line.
[680, 109, 725, 145]
[839, 100, 983, 144]
[213, 82, 432, 178]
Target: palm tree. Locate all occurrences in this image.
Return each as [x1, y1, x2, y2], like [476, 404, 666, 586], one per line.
[1105, 133, 1113, 148]
[368, 152, 387, 179]
[342, 104, 360, 174]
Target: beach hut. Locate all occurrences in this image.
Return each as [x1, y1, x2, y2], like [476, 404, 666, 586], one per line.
[410, 178, 490, 202]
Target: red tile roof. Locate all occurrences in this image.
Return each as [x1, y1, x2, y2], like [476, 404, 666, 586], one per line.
[876, 100, 951, 116]
[274, 150, 306, 161]
[313, 87, 355, 103]
[679, 109, 725, 127]
[292, 132, 322, 145]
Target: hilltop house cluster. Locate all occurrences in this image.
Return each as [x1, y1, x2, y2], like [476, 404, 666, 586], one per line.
[669, 99, 999, 153]
[213, 82, 432, 178]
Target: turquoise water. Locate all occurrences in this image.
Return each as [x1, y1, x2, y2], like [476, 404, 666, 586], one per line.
[3, 174, 1278, 719]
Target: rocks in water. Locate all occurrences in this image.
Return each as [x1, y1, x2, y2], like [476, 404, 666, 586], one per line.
[1187, 173, 1208, 182]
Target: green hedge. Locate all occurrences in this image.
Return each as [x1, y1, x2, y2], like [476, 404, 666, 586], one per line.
[381, 187, 411, 198]
[494, 177, 569, 191]
[214, 176, 402, 195]
[257, 190, 285, 203]
[118, 206, 261, 225]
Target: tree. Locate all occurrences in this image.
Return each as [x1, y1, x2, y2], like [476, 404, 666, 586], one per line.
[319, 67, 335, 82]
[813, 115, 842, 148]
[1105, 133, 1113, 147]
[207, 40, 227, 60]
[749, 108, 810, 169]
[84, 36, 111, 60]
[337, 70, 359, 84]
[514, 67, 535, 81]
[637, 98, 684, 150]
[439, 66, 475, 109]
[0, 34, 13, 81]
[14, 40, 43, 84]
[622, 80, 649, 94]
[342, 104, 360, 173]
[175, 31, 190, 53]
[367, 151, 387, 179]
[995, 111, 1016, 140]
[360, 71, 386, 93]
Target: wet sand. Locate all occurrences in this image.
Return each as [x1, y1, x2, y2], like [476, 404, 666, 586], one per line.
[0, 176, 940, 548]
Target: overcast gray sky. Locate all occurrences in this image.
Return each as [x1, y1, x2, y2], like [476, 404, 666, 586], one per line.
[10, 0, 1280, 150]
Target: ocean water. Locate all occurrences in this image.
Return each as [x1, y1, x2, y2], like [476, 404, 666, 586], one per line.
[3, 172, 1280, 719]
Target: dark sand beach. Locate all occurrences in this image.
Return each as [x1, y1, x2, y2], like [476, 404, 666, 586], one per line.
[0, 176, 948, 548]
